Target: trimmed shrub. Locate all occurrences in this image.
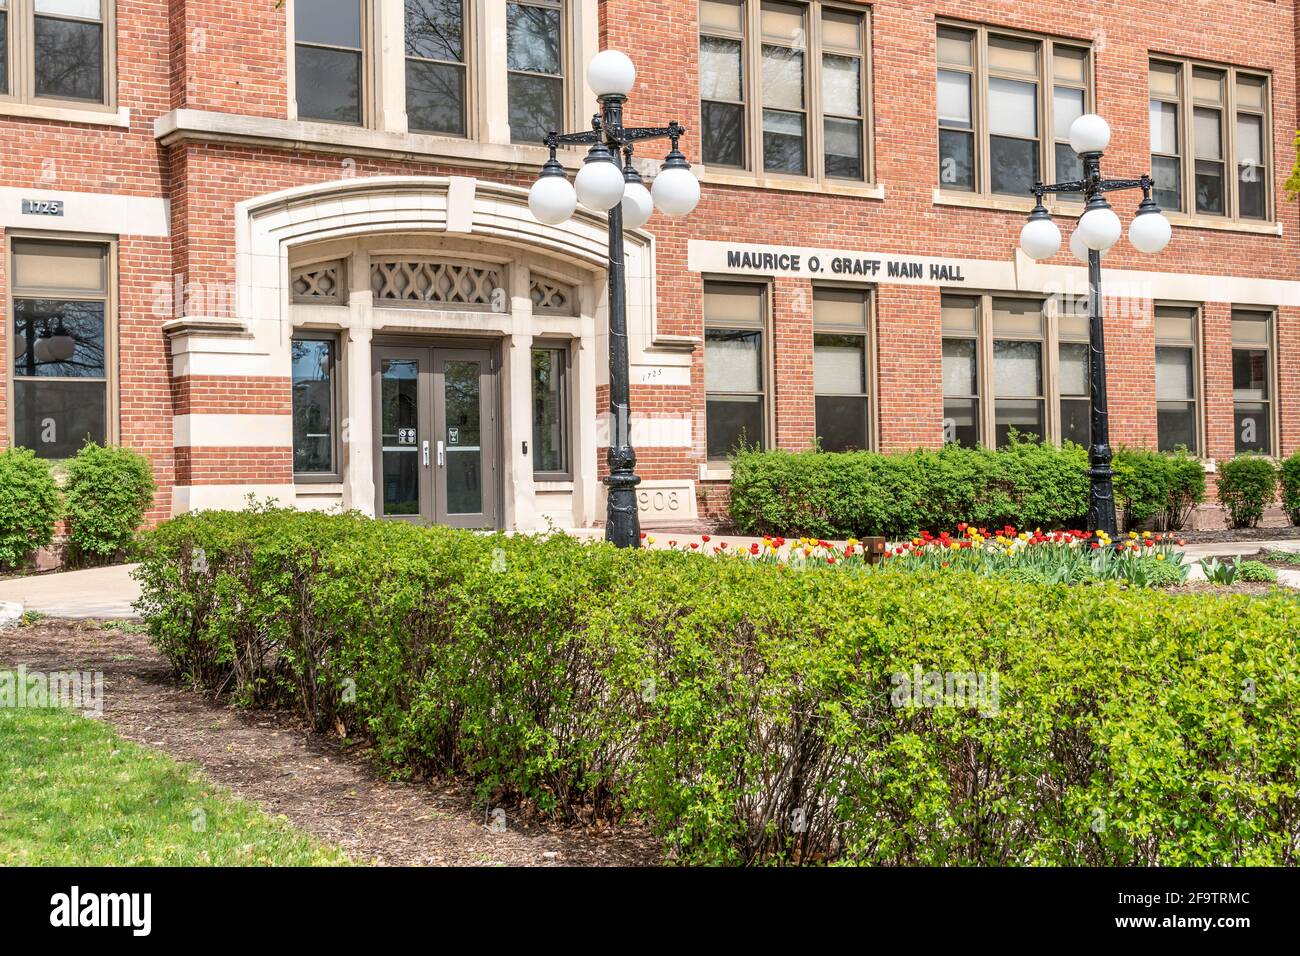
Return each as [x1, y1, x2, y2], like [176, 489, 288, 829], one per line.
[1279, 451, 1300, 525]
[136, 510, 1300, 866]
[0, 447, 61, 570]
[1235, 560, 1278, 584]
[63, 443, 156, 565]
[1217, 455, 1278, 529]
[730, 440, 1203, 538]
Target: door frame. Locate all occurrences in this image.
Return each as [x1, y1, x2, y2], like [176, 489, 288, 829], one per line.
[371, 335, 502, 529]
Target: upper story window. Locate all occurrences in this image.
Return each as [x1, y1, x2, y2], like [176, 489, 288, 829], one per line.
[507, 0, 565, 143]
[293, 0, 576, 145]
[937, 23, 1091, 200]
[699, 0, 872, 183]
[405, 0, 467, 136]
[295, 0, 365, 125]
[1149, 58, 1271, 221]
[0, 0, 113, 106]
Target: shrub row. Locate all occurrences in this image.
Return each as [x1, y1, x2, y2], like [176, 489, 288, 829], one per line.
[136, 509, 1300, 865]
[0, 444, 155, 570]
[730, 441, 1206, 540]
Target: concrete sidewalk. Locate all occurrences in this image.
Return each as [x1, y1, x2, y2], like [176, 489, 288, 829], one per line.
[0, 563, 142, 619]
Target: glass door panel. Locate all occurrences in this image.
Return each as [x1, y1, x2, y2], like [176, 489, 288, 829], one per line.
[374, 349, 431, 522]
[433, 349, 496, 528]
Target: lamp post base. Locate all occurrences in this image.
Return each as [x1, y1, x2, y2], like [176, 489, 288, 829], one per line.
[603, 469, 642, 548]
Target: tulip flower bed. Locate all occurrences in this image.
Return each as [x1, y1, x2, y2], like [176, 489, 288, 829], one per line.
[136, 510, 1300, 866]
[646, 526, 1191, 588]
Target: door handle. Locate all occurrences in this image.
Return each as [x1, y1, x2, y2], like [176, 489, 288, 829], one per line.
[437, 440, 446, 467]
[422, 440, 430, 467]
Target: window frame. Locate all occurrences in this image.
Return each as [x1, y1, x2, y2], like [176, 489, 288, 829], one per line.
[505, 0, 571, 145]
[698, 0, 874, 186]
[1054, 298, 1091, 448]
[1148, 55, 1273, 223]
[404, 0, 475, 139]
[530, 341, 571, 480]
[4, 231, 118, 459]
[1230, 307, 1277, 456]
[290, 331, 343, 484]
[703, 279, 772, 465]
[1153, 302, 1203, 456]
[0, 0, 117, 111]
[943, 291, 1103, 449]
[290, 0, 374, 127]
[811, 284, 875, 452]
[935, 19, 1093, 205]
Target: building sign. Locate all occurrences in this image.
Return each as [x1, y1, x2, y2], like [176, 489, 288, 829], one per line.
[687, 239, 1016, 288]
[21, 199, 65, 217]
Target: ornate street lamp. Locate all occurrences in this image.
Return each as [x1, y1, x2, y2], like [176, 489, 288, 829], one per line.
[528, 51, 700, 548]
[1019, 113, 1172, 538]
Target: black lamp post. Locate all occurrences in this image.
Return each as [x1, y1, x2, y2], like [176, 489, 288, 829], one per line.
[1018, 113, 1172, 538]
[528, 51, 700, 548]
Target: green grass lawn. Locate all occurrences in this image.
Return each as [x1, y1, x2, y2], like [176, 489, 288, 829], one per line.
[0, 707, 349, 866]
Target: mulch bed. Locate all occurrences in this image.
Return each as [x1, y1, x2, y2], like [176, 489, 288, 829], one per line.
[0, 622, 659, 867]
[1177, 526, 1300, 545]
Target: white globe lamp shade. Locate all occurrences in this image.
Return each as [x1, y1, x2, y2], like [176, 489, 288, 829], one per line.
[621, 180, 654, 229]
[46, 333, 76, 362]
[1069, 113, 1112, 155]
[1019, 215, 1062, 261]
[575, 157, 626, 211]
[528, 174, 577, 225]
[1077, 205, 1122, 251]
[651, 166, 700, 217]
[14, 335, 27, 359]
[1069, 228, 1109, 264]
[1129, 208, 1172, 255]
[587, 50, 636, 97]
[32, 336, 51, 363]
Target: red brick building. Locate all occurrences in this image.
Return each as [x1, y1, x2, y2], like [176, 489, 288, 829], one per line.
[0, 0, 1296, 530]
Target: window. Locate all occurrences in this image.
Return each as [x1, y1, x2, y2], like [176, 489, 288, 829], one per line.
[941, 295, 981, 446]
[944, 293, 1092, 449]
[291, 335, 339, 477]
[1232, 310, 1273, 454]
[0, 0, 112, 106]
[8, 239, 111, 459]
[1149, 58, 1271, 221]
[1154, 305, 1199, 454]
[507, 0, 564, 143]
[531, 346, 568, 476]
[704, 282, 767, 462]
[295, 0, 364, 124]
[937, 24, 1090, 199]
[813, 287, 870, 451]
[1057, 301, 1090, 447]
[991, 298, 1045, 445]
[699, 0, 870, 183]
[406, 0, 467, 136]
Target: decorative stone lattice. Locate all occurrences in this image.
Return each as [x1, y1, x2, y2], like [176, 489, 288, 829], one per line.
[530, 277, 577, 315]
[371, 259, 505, 309]
[291, 262, 343, 303]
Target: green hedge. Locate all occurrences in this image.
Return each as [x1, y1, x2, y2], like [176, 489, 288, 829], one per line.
[1218, 454, 1277, 529]
[63, 443, 156, 565]
[730, 441, 1206, 539]
[0, 448, 60, 570]
[1279, 452, 1300, 525]
[136, 509, 1300, 866]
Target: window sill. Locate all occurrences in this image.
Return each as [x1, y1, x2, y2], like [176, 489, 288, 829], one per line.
[699, 168, 884, 200]
[1166, 214, 1282, 237]
[154, 109, 581, 171]
[535, 479, 575, 491]
[933, 190, 1037, 214]
[294, 476, 344, 488]
[699, 464, 733, 482]
[0, 101, 130, 128]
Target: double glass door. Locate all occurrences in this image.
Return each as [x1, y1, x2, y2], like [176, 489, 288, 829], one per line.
[374, 344, 497, 528]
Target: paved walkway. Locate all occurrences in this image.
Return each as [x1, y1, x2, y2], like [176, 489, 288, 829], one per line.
[1, 537, 1299, 620]
[0, 563, 141, 619]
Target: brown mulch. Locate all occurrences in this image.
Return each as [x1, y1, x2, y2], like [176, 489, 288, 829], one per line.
[1178, 526, 1300, 544]
[0, 621, 660, 867]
